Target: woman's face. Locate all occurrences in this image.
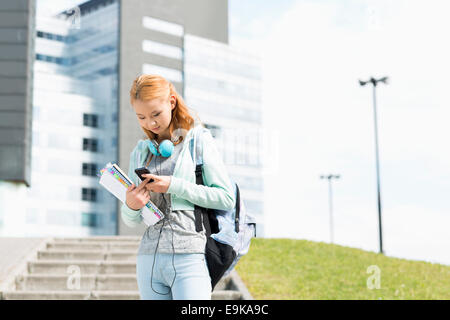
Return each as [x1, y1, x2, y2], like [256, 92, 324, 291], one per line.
[133, 95, 176, 138]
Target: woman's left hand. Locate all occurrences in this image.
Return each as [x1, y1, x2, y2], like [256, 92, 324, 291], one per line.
[142, 173, 171, 194]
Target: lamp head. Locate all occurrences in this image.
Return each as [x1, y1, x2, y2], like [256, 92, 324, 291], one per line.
[378, 76, 389, 84]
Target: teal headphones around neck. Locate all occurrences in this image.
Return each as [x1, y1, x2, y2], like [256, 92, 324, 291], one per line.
[147, 138, 174, 157]
[145, 127, 187, 158]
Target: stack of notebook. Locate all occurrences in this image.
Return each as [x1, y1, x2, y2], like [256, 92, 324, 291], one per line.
[97, 162, 164, 226]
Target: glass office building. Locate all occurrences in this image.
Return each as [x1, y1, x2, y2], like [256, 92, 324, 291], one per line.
[3, 0, 120, 236]
[184, 34, 265, 237]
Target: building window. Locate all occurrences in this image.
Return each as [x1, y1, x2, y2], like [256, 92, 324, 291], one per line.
[233, 175, 263, 191]
[65, 35, 76, 44]
[142, 63, 183, 83]
[142, 16, 184, 37]
[36, 30, 66, 42]
[82, 163, 97, 176]
[83, 113, 98, 128]
[142, 39, 182, 60]
[26, 208, 39, 224]
[82, 212, 98, 227]
[244, 199, 264, 214]
[46, 210, 77, 226]
[83, 138, 98, 152]
[204, 123, 221, 139]
[81, 188, 97, 202]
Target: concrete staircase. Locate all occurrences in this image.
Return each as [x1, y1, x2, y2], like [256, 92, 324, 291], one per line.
[0, 236, 250, 300]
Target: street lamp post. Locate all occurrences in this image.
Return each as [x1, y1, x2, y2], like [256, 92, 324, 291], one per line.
[359, 76, 388, 254]
[320, 174, 340, 244]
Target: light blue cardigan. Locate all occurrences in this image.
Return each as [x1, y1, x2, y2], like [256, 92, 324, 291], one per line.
[121, 125, 236, 228]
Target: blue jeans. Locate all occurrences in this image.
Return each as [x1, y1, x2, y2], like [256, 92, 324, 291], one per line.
[136, 253, 212, 300]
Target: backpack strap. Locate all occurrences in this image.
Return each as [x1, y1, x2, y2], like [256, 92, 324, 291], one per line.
[235, 184, 240, 233]
[190, 126, 206, 232]
[189, 126, 241, 234]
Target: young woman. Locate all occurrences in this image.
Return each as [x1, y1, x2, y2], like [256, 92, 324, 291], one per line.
[121, 74, 236, 300]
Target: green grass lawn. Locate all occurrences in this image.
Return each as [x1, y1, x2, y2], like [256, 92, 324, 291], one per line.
[234, 238, 450, 300]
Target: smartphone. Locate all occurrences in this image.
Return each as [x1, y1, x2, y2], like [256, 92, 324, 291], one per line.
[135, 167, 154, 182]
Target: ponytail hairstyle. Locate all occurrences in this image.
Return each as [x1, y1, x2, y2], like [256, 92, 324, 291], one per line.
[130, 74, 196, 166]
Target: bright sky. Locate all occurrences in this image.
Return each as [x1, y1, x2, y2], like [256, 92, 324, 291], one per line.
[229, 0, 450, 266]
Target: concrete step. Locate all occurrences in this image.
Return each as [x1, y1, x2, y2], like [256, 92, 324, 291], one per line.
[45, 246, 139, 253]
[12, 273, 242, 299]
[2, 290, 241, 300]
[214, 276, 232, 291]
[1, 236, 248, 301]
[53, 237, 141, 243]
[15, 274, 138, 291]
[212, 290, 243, 300]
[14, 274, 238, 294]
[1, 290, 140, 300]
[27, 260, 136, 274]
[37, 250, 137, 261]
[46, 241, 139, 251]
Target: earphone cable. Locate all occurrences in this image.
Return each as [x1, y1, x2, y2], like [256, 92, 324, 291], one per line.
[149, 152, 176, 295]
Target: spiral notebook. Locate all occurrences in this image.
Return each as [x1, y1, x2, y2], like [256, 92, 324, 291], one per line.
[98, 162, 164, 226]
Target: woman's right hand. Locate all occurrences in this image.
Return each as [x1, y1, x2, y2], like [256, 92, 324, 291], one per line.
[125, 177, 152, 210]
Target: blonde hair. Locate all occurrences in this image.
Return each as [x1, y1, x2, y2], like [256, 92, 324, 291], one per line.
[130, 74, 196, 166]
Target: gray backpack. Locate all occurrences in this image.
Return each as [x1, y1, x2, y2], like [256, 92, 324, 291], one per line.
[189, 126, 257, 289]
